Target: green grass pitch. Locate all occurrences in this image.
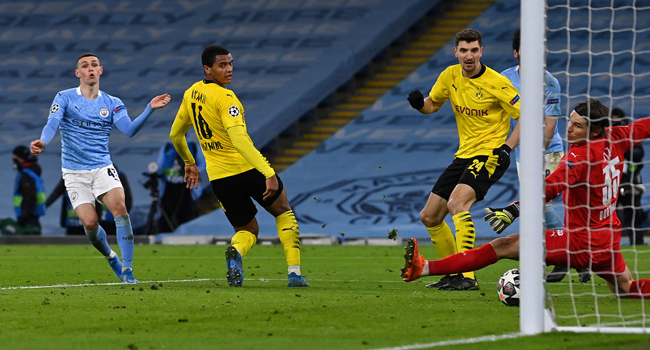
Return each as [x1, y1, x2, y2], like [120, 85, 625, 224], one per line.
[0, 244, 649, 349]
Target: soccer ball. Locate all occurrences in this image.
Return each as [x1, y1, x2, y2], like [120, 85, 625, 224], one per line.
[497, 268, 521, 307]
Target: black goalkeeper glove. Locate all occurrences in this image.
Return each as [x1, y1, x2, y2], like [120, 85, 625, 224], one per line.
[492, 144, 512, 168]
[407, 90, 425, 110]
[483, 200, 520, 234]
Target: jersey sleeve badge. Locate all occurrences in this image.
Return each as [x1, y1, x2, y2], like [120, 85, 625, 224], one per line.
[228, 105, 240, 117]
[509, 94, 520, 105]
[49, 104, 60, 114]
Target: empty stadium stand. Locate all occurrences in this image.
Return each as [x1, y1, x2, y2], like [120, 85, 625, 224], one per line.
[0, 0, 442, 235]
[173, 0, 650, 242]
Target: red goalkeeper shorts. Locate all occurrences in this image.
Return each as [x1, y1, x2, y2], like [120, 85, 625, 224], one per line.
[544, 228, 627, 281]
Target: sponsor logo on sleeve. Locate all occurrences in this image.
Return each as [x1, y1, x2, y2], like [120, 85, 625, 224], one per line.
[509, 94, 520, 106]
[49, 104, 60, 114]
[113, 105, 126, 114]
[228, 105, 240, 117]
[99, 107, 110, 118]
[547, 98, 559, 104]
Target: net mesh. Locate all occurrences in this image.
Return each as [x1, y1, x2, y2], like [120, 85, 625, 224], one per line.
[544, 0, 650, 330]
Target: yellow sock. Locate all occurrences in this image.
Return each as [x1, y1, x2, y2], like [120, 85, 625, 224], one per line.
[452, 211, 476, 280]
[426, 222, 457, 259]
[277, 210, 300, 266]
[231, 230, 257, 258]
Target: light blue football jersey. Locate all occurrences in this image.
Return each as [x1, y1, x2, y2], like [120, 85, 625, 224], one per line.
[500, 66, 563, 162]
[47, 87, 129, 170]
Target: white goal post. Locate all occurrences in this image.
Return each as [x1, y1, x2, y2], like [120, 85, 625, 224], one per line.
[520, 0, 649, 334]
[519, 0, 547, 336]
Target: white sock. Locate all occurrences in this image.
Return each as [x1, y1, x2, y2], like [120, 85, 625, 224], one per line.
[422, 261, 430, 277]
[288, 265, 301, 275]
[104, 251, 117, 260]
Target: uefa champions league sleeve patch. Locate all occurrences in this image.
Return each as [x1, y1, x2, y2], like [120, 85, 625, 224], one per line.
[49, 104, 60, 114]
[228, 105, 240, 117]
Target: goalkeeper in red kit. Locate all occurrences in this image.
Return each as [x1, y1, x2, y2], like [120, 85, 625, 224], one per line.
[401, 99, 650, 298]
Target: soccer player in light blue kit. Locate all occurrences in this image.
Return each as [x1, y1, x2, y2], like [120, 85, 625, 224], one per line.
[30, 53, 171, 284]
[499, 28, 564, 227]
[490, 29, 590, 283]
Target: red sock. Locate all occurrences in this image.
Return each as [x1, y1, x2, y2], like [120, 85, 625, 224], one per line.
[428, 243, 498, 276]
[628, 279, 650, 299]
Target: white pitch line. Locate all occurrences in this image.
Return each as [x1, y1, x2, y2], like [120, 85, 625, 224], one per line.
[369, 333, 526, 350]
[0, 278, 496, 290]
[1, 277, 447, 290]
[0, 278, 214, 290]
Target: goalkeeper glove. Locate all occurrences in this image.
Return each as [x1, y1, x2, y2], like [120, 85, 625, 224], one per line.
[483, 200, 520, 234]
[407, 90, 425, 110]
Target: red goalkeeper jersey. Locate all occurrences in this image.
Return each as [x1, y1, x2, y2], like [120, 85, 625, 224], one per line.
[545, 118, 650, 249]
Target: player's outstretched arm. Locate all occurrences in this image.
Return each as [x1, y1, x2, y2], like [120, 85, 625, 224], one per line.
[150, 93, 171, 109]
[115, 94, 171, 137]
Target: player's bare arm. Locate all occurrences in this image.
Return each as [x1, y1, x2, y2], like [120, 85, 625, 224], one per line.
[184, 163, 200, 189]
[30, 139, 45, 156]
[263, 175, 279, 200]
[505, 122, 520, 150]
[544, 115, 558, 149]
[150, 93, 171, 109]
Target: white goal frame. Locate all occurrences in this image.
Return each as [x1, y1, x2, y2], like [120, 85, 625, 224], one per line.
[519, 0, 648, 335]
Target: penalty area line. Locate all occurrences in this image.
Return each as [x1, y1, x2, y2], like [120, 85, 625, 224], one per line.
[369, 333, 525, 350]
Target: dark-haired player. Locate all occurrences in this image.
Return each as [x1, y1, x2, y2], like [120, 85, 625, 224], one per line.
[31, 53, 171, 284]
[406, 28, 521, 290]
[402, 99, 650, 299]
[169, 45, 309, 288]
[498, 28, 590, 283]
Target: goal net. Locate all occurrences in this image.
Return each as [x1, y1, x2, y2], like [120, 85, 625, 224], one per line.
[520, 0, 650, 334]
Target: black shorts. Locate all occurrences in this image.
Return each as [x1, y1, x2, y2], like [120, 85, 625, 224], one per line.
[431, 154, 509, 202]
[210, 169, 284, 227]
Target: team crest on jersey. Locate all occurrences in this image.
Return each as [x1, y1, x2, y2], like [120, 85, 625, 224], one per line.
[99, 108, 110, 118]
[228, 105, 240, 117]
[70, 192, 78, 202]
[50, 104, 59, 114]
[475, 87, 484, 100]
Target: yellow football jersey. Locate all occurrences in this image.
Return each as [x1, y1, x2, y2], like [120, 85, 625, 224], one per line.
[429, 64, 521, 158]
[174, 79, 255, 180]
